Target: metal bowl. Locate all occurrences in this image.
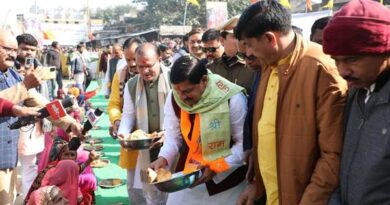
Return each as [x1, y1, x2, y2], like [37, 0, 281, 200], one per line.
[119, 137, 160, 150]
[151, 169, 201, 193]
[99, 178, 124, 189]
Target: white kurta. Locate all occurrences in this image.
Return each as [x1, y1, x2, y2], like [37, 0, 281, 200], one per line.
[118, 83, 142, 188]
[103, 58, 126, 96]
[159, 92, 248, 205]
[118, 82, 167, 205]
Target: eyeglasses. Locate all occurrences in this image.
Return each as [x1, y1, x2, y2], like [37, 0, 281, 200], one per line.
[237, 52, 256, 61]
[0, 45, 18, 54]
[202, 45, 222, 53]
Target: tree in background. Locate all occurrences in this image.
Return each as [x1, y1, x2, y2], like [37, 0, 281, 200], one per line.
[134, 0, 251, 28]
[91, 5, 137, 24]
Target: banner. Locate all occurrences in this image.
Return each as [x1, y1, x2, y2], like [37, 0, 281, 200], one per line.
[291, 10, 332, 39]
[41, 22, 88, 46]
[159, 25, 192, 36]
[206, 2, 228, 29]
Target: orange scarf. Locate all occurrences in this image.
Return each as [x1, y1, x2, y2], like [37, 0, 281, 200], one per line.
[180, 110, 229, 174]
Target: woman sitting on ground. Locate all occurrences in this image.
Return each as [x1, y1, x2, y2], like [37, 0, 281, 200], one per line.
[27, 160, 79, 205]
[26, 140, 99, 205]
[27, 185, 69, 205]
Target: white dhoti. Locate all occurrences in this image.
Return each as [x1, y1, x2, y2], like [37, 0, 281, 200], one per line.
[74, 73, 85, 88]
[133, 150, 167, 205]
[127, 168, 146, 205]
[19, 154, 37, 198]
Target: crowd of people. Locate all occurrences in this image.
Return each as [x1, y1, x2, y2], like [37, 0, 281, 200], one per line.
[0, 28, 100, 205]
[0, 0, 389, 204]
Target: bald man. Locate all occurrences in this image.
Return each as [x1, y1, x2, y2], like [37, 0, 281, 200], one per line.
[118, 43, 170, 205]
[0, 29, 82, 204]
[107, 38, 143, 204]
[103, 43, 126, 98]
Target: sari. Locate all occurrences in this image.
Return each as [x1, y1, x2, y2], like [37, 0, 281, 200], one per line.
[42, 160, 79, 205]
[26, 139, 68, 202]
[77, 149, 96, 205]
[27, 160, 79, 205]
[27, 185, 69, 205]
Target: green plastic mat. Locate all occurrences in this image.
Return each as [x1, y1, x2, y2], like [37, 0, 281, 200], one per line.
[87, 81, 129, 205]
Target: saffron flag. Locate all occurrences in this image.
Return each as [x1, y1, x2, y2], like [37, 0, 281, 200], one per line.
[322, 0, 334, 9]
[43, 31, 55, 40]
[187, 0, 200, 7]
[306, 0, 312, 11]
[280, 0, 291, 9]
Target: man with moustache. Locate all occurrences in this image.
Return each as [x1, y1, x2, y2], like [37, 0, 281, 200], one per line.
[237, 41, 262, 155]
[15, 34, 41, 72]
[108, 37, 145, 204]
[237, 40, 263, 147]
[234, 1, 347, 204]
[0, 29, 83, 205]
[201, 29, 225, 63]
[15, 33, 53, 100]
[150, 56, 248, 205]
[237, 40, 267, 205]
[104, 44, 126, 98]
[206, 17, 255, 94]
[323, 1, 390, 204]
[118, 43, 170, 205]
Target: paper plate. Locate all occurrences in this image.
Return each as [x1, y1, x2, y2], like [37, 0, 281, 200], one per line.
[83, 144, 104, 151]
[99, 178, 124, 189]
[86, 138, 104, 144]
[92, 126, 102, 130]
[91, 159, 110, 168]
[95, 151, 105, 157]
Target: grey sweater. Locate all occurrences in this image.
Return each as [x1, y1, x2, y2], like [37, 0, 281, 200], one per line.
[331, 70, 390, 205]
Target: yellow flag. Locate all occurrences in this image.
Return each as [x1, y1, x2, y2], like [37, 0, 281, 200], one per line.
[279, 0, 291, 9]
[322, 0, 334, 9]
[187, 0, 200, 7]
